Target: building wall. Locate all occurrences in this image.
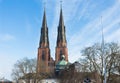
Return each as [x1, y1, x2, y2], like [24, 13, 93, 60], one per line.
[55, 47, 68, 64]
[37, 47, 52, 73]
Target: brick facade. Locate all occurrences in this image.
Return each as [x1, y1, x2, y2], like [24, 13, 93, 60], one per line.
[37, 8, 68, 74]
[55, 8, 68, 64]
[37, 9, 54, 73]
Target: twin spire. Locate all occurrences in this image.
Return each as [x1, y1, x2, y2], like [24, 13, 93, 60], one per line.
[42, 9, 47, 28]
[59, 7, 64, 27]
[57, 7, 67, 47]
[40, 4, 66, 48]
[39, 8, 49, 48]
[42, 5, 64, 28]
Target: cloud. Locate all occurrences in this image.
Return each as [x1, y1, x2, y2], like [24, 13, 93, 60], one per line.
[35, 0, 120, 62]
[106, 28, 120, 42]
[48, 0, 84, 60]
[65, 0, 120, 62]
[70, 0, 120, 44]
[0, 53, 16, 80]
[77, 0, 90, 20]
[0, 34, 15, 42]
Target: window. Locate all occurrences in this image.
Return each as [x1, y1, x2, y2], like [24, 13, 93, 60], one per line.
[42, 51, 45, 60]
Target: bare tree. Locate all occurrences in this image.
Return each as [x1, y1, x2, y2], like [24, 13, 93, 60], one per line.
[11, 57, 37, 82]
[11, 57, 52, 83]
[80, 42, 120, 82]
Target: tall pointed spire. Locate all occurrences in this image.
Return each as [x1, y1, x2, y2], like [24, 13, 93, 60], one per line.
[57, 5, 67, 47]
[55, 1, 68, 64]
[37, 5, 53, 73]
[39, 8, 49, 48]
[59, 7, 64, 27]
[42, 2, 47, 28]
[42, 9, 47, 28]
[59, 0, 64, 27]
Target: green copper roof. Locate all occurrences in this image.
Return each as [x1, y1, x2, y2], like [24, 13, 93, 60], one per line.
[56, 59, 68, 66]
[55, 55, 68, 70]
[56, 60, 67, 70]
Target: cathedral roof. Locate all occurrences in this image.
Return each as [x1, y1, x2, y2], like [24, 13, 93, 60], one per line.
[39, 8, 49, 48]
[57, 7, 67, 47]
[56, 59, 68, 66]
[42, 9, 47, 28]
[59, 8, 64, 27]
[55, 55, 68, 70]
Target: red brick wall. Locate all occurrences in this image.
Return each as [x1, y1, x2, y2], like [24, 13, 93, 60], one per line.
[55, 47, 68, 64]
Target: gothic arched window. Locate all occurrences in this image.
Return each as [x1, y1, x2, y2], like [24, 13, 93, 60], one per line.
[42, 51, 45, 60]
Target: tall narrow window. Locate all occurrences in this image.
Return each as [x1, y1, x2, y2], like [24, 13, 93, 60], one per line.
[42, 51, 45, 60]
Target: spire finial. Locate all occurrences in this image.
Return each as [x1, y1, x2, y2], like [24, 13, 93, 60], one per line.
[42, 1, 47, 28]
[60, 0, 62, 9]
[44, 1, 46, 10]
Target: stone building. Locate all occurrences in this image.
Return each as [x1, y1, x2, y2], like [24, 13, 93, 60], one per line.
[59, 62, 102, 83]
[55, 55, 70, 76]
[36, 3, 103, 83]
[37, 6, 68, 74]
[37, 9, 55, 73]
[55, 7, 68, 64]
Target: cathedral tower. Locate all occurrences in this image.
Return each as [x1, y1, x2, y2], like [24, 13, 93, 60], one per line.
[37, 9, 52, 73]
[55, 7, 68, 64]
